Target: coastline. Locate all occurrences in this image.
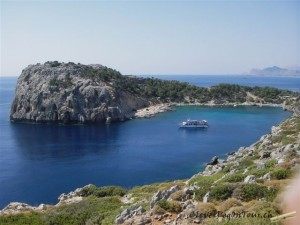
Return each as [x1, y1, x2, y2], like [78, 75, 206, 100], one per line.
[134, 101, 285, 119]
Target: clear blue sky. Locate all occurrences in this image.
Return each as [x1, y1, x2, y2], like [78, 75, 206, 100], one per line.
[1, 0, 299, 76]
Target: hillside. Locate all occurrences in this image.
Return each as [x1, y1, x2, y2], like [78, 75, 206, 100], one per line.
[10, 62, 299, 124]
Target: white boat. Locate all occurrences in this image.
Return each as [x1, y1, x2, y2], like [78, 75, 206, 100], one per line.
[179, 119, 208, 128]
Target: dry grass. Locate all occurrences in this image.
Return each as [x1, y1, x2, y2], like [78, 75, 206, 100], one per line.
[217, 198, 242, 213]
[195, 202, 217, 215]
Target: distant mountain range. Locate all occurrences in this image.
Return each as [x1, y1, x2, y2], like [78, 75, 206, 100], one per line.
[247, 66, 300, 77]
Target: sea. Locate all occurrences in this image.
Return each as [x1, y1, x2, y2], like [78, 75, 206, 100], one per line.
[0, 75, 299, 209]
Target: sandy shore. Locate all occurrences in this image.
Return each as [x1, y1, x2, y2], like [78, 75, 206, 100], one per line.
[134, 101, 284, 119]
[134, 103, 174, 118]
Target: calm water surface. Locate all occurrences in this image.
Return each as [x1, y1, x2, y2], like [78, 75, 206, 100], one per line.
[0, 76, 295, 208]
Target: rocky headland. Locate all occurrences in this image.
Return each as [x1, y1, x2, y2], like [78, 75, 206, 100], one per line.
[10, 61, 300, 123]
[10, 62, 150, 124]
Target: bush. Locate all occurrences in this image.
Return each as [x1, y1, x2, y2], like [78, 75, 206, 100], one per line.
[167, 201, 182, 213]
[156, 200, 182, 213]
[245, 200, 279, 216]
[241, 184, 267, 201]
[264, 187, 279, 202]
[217, 198, 242, 212]
[190, 174, 223, 201]
[152, 205, 166, 215]
[271, 169, 291, 180]
[223, 173, 247, 183]
[170, 190, 186, 201]
[79, 185, 127, 197]
[265, 159, 277, 168]
[195, 202, 217, 215]
[210, 184, 234, 201]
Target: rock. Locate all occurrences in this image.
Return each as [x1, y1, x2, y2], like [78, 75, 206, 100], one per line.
[262, 173, 271, 181]
[0, 202, 35, 215]
[227, 151, 235, 156]
[36, 204, 47, 211]
[10, 62, 149, 124]
[150, 185, 180, 209]
[237, 147, 246, 152]
[206, 156, 218, 165]
[244, 175, 256, 183]
[260, 151, 271, 159]
[193, 218, 202, 224]
[57, 186, 84, 204]
[115, 205, 146, 224]
[164, 219, 172, 224]
[203, 192, 210, 203]
[243, 168, 249, 174]
[257, 163, 265, 170]
[277, 158, 285, 164]
[135, 216, 151, 225]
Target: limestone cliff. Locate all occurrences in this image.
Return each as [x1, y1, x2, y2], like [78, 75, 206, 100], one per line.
[10, 62, 149, 124]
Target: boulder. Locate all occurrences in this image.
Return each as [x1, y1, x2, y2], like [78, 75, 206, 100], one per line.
[203, 192, 210, 203]
[244, 175, 256, 183]
[207, 156, 218, 165]
[260, 151, 271, 159]
[115, 205, 146, 224]
[262, 173, 271, 181]
[150, 185, 181, 209]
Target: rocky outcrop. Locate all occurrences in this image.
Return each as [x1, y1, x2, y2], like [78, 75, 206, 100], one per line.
[0, 202, 49, 215]
[10, 62, 149, 124]
[115, 205, 147, 224]
[150, 185, 181, 209]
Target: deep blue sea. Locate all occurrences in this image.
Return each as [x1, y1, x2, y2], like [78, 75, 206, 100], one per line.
[0, 75, 298, 209]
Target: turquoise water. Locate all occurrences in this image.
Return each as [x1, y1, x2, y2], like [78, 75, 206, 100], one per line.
[0, 76, 293, 208]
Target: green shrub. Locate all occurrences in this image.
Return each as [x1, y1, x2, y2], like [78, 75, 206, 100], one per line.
[223, 173, 247, 183]
[265, 159, 277, 168]
[210, 184, 234, 201]
[271, 169, 291, 180]
[152, 205, 166, 215]
[170, 190, 186, 201]
[0, 213, 45, 225]
[251, 168, 272, 178]
[190, 174, 223, 201]
[79, 185, 127, 197]
[156, 200, 182, 213]
[264, 187, 279, 202]
[196, 202, 217, 215]
[217, 198, 242, 212]
[167, 201, 182, 213]
[241, 184, 267, 201]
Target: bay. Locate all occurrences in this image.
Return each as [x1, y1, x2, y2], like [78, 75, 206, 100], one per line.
[0, 76, 295, 208]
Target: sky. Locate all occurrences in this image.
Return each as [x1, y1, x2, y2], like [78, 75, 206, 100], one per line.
[1, 0, 300, 76]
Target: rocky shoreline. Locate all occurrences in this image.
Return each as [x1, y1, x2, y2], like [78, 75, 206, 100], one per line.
[134, 101, 288, 119]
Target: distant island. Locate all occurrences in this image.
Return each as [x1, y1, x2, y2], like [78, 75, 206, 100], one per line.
[10, 61, 299, 124]
[247, 66, 300, 77]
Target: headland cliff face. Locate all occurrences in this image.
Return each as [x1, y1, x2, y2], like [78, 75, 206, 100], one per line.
[10, 61, 300, 124]
[10, 62, 149, 124]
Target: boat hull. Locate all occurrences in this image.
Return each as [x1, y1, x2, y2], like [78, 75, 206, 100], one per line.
[179, 125, 208, 128]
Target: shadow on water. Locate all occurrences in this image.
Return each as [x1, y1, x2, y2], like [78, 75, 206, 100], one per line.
[10, 122, 121, 160]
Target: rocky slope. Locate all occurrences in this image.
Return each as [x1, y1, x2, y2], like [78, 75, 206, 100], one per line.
[10, 62, 149, 124]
